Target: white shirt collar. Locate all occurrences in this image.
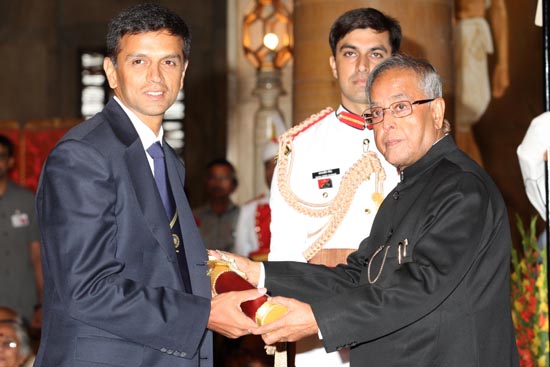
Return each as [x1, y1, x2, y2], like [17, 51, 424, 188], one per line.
[113, 96, 164, 149]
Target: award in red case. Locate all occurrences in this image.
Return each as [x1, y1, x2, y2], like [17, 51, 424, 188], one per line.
[208, 258, 287, 326]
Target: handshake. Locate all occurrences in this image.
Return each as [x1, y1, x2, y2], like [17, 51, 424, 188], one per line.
[206, 250, 319, 345]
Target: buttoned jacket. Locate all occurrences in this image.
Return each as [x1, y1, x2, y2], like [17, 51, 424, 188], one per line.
[265, 136, 519, 367]
[35, 99, 212, 367]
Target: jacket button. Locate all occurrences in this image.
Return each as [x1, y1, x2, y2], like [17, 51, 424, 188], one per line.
[392, 191, 399, 200]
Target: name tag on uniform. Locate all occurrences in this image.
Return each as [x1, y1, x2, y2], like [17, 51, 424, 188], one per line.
[11, 212, 30, 228]
[312, 168, 340, 179]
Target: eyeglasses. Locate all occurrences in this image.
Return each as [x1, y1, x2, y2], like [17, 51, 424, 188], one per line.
[0, 340, 17, 349]
[362, 99, 435, 125]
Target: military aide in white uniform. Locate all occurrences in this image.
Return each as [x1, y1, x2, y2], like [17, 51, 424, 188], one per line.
[269, 106, 399, 263]
[267, 8, 402, 367]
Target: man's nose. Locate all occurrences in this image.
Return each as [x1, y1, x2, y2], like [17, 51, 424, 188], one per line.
[357, 55, 370, 73]
[381, 111, 397, 131]
[148, 63, 163, 83]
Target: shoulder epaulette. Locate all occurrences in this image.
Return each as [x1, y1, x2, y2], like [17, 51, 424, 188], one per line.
[286, 107, 334, 141]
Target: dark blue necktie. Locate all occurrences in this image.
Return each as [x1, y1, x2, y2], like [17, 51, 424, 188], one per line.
[147, 142, 174, 220]
[147, 142, 192, 293]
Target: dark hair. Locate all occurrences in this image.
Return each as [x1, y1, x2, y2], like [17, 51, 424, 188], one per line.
[206, 158, 238, 187]
[329, 8, 401, 56]
[106, 3, 191, 63]
[366, 54, 442, 104]
[0, 134, 14, 158]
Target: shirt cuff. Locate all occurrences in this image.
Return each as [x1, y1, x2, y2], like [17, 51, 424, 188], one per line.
[258, 263, 266, 288]
[258, 262, 322, 339]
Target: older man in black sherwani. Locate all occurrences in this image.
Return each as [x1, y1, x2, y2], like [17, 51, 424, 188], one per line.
[219, 55, 519, 367]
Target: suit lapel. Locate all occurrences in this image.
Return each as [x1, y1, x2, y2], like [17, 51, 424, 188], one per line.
[125, 142, 174, 258]
[102, 99, 209, 295]
[103, 99, 175, 258]
[164, 145, 210, 299]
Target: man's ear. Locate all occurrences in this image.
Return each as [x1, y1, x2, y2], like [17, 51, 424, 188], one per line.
[431, 97, 446, 130]
[329, 55, 338, 79]
[103, 57, 118, 89]
[180, 60, 189, 89]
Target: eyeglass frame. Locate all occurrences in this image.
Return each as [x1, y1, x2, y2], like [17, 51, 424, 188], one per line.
[362, 98, 436, 125]
[0, 340, 18, 349]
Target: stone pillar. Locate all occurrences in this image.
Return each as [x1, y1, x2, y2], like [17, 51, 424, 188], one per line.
[226, 0, 293, 204]
[292, 0, 454, 123]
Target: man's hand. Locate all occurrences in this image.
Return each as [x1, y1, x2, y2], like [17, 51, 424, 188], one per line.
[251, 296, 318, 345]
[208, 288, 265, 338]
[209, 250, 262, 286]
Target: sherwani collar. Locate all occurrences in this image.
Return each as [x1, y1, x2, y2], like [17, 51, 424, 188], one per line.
[399, 134, 456, 184]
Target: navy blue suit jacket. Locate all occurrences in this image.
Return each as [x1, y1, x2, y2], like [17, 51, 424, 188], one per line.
[35, 99, 212, 367]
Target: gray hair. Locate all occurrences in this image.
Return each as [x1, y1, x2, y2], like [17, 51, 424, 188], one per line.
[366, 54, 442, 104]
[0, 320, 32, 359]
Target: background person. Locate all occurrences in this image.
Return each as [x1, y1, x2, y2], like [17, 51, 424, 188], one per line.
[235, 140, 278, 260]
[193, 158, 239, 252]
[517, 111, 550, 245]
[0, 318, 34, 367]
[0, 135, 42, 328]
[454, 0, 509, 165]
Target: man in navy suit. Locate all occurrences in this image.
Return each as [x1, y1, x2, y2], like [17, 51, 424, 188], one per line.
[35, 4, 259, 367]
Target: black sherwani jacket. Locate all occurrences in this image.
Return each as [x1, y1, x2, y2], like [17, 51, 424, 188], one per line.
[35, 99, 212, 367]
[265, 135, 519, 367]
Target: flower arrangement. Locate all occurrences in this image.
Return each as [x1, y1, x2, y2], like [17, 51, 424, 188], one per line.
[511, 215, 548, 367]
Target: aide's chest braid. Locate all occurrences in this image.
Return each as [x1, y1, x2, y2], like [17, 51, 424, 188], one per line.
[276, 108, 388, 260]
